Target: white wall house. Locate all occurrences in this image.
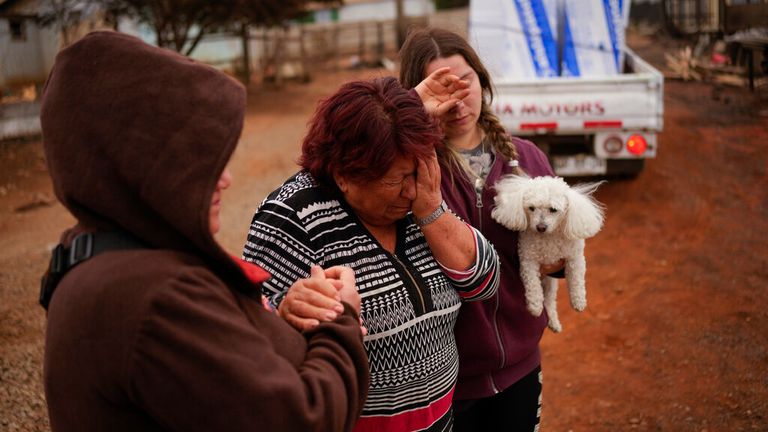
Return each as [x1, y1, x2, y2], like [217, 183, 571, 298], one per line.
[0, 0, 56, 139]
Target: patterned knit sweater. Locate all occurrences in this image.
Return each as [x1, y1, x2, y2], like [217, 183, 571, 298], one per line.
[243, 171, 500, 432]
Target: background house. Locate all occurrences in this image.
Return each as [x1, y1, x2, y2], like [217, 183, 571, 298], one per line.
[1, 0, 112, 139]
[0, 0, 59, 93]
[0, 0, 54, 139]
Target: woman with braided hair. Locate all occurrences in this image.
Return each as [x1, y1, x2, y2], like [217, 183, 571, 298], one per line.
[400, 27, 563, 431]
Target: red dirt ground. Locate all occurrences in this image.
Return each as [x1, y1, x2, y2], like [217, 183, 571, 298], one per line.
[1, 31, 766, 431]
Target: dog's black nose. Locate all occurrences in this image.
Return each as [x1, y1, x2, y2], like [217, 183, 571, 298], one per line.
[536, 224, 547, 233]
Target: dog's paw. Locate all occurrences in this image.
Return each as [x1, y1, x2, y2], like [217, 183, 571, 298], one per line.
[571, 297, 587, 312]
[527, 302, 543, 317]
[547, 319, 562, 333]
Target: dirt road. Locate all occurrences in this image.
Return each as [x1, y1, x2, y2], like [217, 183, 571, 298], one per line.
[1, 32, 766, 431]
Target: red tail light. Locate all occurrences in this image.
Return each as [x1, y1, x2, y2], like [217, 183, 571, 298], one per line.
[626, 134, 648, 155]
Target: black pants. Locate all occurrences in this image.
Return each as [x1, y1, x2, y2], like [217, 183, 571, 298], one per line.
[453, 366, 542, 432]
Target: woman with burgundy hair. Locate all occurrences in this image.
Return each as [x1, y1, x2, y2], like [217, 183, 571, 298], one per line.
[243, 76, 500, 431]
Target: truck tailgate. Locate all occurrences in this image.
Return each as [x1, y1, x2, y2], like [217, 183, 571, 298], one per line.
[493, 49, 664, 136]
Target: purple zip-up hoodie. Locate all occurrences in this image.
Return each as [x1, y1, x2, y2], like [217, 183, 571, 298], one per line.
[440, 137, 555, 400]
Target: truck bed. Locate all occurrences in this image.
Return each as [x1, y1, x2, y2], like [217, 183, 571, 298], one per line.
[492, 49, 664, 136]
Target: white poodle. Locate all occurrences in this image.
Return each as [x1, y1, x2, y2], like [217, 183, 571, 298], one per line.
[491, 176, 605, 332]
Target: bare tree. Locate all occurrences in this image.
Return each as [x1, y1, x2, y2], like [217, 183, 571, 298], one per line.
[39, 0, 106, 46]
[91, 0, 238, 56]
[93, 0, 339, 56]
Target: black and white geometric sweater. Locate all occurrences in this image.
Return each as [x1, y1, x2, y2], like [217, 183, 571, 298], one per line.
[243, 171, 499, 431]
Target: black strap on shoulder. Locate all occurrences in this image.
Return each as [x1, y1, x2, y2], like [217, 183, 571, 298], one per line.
[39, 231, 147, 310]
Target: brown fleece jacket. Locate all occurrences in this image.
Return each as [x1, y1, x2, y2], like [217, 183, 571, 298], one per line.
[41, 31, 368, 431]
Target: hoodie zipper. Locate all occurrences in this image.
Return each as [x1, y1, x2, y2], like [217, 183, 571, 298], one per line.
[474, 172, 506, 392]
[474, 177, 484, 231]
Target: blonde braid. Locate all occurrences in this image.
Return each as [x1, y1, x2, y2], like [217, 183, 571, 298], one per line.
[439, 104, 526, 187]
[478, 105, 526, 176]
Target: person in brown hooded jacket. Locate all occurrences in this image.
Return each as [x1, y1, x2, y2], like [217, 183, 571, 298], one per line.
[40, 31, 369, 431]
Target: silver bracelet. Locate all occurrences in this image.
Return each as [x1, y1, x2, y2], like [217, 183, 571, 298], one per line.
[416, 200, 448, 227]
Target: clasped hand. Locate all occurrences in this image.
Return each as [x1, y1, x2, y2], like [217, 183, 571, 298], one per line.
[279, 265, 366, 335]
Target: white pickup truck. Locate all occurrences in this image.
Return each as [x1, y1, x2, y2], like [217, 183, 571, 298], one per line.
[490, 48, 664, 177]
[468, 0, 664, 177]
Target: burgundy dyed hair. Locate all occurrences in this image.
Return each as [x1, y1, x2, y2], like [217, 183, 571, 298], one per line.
[300, 76, 442, 187]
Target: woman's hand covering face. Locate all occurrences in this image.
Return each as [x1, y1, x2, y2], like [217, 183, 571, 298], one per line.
[412, 150, 444, 220]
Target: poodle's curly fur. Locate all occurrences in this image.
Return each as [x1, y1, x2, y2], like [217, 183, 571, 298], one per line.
[491, 176, 605, 332]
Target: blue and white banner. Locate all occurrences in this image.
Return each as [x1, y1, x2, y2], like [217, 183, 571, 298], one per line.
[469, 0, 558, 79]
[560, 0, 631, 77]
[511, 0, 558, 77]
[469, 0, 632, 79]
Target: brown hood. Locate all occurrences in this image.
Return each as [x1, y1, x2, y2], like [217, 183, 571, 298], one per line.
[41, 31, 249, 287]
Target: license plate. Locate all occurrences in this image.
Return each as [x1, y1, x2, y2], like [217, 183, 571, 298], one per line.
[552, 155, 607, 176]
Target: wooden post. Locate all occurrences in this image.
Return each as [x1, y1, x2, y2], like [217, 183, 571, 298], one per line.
[275, 26, 286, 85]
[395, 0, 406, 49]
[358, 22, 366, 66]
[240, 22, 251, 88]
[333, 24, 341, 71]
[262, 27, 270, 80]
[299, 26, 310, 82]
[376, 21, 384, 66]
